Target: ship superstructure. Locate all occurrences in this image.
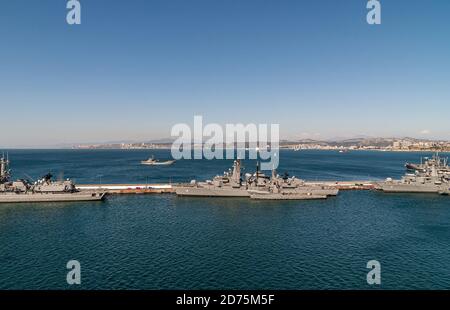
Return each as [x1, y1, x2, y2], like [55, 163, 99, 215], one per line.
[175, 159, 339, 200]
[380, 153, 450, 194]
[0, 154, 106, 203]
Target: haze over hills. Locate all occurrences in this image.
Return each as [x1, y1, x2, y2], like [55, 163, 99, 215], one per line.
[2, 136, 449, 150]
[283, 136, 444, 146]
[65, 136, 450, 152]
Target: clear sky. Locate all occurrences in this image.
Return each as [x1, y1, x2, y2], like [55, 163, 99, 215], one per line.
[0, 0, 449, 147]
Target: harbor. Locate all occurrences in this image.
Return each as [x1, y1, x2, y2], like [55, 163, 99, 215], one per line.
[45, 153, 450, 198]
[2, 149, 450, 290]
[75, 158, 378, 198]
[2, 151, 449, 202]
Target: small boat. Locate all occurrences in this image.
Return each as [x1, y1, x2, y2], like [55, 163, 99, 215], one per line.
[405, 163, 423, 171]
[140, 156, 176, 166]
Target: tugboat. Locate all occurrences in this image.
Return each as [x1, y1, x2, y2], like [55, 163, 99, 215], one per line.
[141, 155, 176, 166]
[0, 154, 106, 203]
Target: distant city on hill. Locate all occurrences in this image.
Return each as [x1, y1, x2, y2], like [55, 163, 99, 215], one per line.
[72, 137, 450, 152]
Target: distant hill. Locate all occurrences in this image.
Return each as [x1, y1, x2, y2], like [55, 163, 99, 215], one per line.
[281, 137, 446, 148]
[70, 136, 449, 150]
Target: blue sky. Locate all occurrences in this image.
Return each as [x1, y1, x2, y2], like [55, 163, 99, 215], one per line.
[0, 0, 449, 147]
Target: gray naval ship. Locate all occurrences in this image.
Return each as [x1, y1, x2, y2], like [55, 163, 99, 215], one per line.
[380, 153, 450, 195]
[175, 160, 338, 200]
[0, 155, 106, 203]
[175, 159, 250, 197]
[248, 170, 338, 200]
[405, 153, 450, 174]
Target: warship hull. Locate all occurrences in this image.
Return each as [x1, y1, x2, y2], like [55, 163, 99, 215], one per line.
[380, 183, 442, 193]
[0, 192, 106, 203]
[175, 186, 250, 197]
[250, 192, 327, 200]
[175, 186, 338, 198]
[283, 187, 339, 196]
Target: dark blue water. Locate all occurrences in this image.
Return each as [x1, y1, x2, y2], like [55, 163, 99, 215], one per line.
[4, 149, 433, 184]
[0, 150, 449, 289]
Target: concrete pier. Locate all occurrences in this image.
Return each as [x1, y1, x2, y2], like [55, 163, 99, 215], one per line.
[76, 184, 174, 194]
[304, 181, 376, 190]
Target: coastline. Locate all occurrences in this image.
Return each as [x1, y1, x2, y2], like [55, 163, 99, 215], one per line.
[1, 147, 449, 153]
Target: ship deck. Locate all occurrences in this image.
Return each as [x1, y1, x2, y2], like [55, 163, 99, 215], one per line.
[76, 181, 377, 195]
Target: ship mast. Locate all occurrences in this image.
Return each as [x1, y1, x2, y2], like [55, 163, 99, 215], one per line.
[1, 153, 11, 183]
[231, 159, 241, 185]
